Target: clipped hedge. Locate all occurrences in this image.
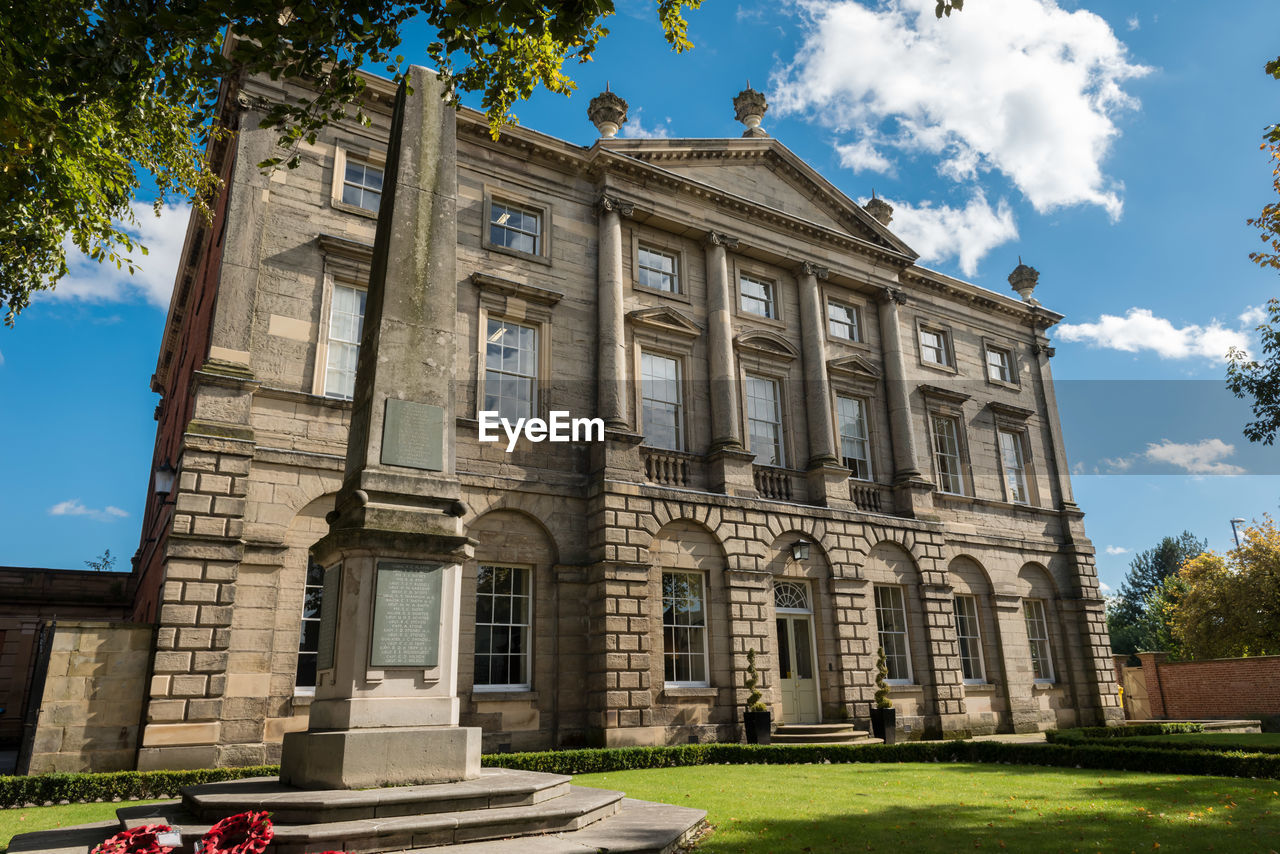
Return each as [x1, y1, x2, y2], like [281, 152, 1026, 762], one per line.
[1046, 722, 1205, 742]
[0, 765, 279, 809]
[483, 738, 1280, 780]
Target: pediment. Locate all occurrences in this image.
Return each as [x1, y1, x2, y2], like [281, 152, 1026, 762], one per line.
[605, 139, 916, 259]
[627, 305, 701, 338]
[734, 330, 799, 361]
[827, 354, 882, 380]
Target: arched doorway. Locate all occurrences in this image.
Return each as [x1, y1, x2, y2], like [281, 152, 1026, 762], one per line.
[773, 579, 820, 723]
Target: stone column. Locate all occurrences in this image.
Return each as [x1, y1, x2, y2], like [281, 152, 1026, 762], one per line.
[280, 67, 480, 790]
[1065, 593, 1124, 726]
[877, 288, 933, 517]
[597, 195, 632, 431]
[705, 232, 755, 496]
[797, 262, 851, 507]
[1030, 337, 1077, 510]
[992, 593, 1044, 732]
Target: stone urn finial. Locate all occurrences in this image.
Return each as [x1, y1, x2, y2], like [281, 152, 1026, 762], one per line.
[733, 83, 768, 138]
[1008, 257, 1040, 302]
[588, 84, 629, 139]
[865, 190, 893, 226]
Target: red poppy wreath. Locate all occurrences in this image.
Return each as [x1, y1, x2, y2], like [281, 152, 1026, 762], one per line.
[199, 810, 274, 854]
[90, 824, 176, 854]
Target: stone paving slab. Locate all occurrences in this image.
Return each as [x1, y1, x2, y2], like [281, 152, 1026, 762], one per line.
[7, 819, 116, 854]
[421, 799, 707, 854]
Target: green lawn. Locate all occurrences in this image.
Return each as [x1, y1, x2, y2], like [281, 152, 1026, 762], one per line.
[575, 764, 1280, 853]
[0, 800, 164, 853]
[1124, 733, 1280, 751]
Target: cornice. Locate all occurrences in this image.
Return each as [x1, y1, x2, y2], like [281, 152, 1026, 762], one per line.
[470, 272, 564, 306]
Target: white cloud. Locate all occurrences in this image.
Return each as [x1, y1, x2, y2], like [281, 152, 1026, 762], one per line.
[621, 108, 672, 140]
[1126, 15, 1139, 31]
[1105, 546, 1129, 555]
[1098, 581, 1113, 593]
[1240, 305, 1268, 327]
[49, 499, 129, 522]
[872, 192, 1018, 275]
[1057, 308, 1254, 362]
[1143, 439, 1246, 476]
[771, 0, 1151, 219]
[835, 138, 895, 174]
[47, 201, 190, 308]
[0, 347, 5, 368]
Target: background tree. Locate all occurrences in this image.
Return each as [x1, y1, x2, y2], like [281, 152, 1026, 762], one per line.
[1169, 517, 1280, 659]
[1226, 56, 1280, 442]
[1106, 531, 1207, 655]
[0, 0, 702, 325]
[84, 549, 116, 572]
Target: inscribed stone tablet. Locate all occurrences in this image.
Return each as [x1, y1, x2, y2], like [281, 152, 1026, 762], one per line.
[316, 563, 342, 672]
[370, 561, 443, 668]
[381, 398, 445, 471]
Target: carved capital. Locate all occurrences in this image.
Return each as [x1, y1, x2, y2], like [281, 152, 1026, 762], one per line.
[704, 231, 740, 249]
[877, 286, 907, 306]
[597, 194, 634, 217]
[1032, 343, 1056, 358]
[800, 261, 829, 280]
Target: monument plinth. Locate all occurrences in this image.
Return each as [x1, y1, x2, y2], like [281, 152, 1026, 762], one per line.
[280, 65, 481, 790]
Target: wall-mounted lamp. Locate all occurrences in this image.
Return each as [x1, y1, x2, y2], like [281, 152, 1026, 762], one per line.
[154, 461, 176, 495]
[1230, 517, 1247, 549]
[791, 539, 811, 561]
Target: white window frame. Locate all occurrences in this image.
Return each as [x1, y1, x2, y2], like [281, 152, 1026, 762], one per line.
[998, 428, 1030, 504]
[662, 570, 710, 687]
[931, 413, 966, 495]
[482, 317, 539, 422]
[295, 560, 325, 691]
[488, 200, 541, 255]
[827, 299, 862, 343]
[986, 345, 1013, 384]
[330, 146, 386, 219]
[917, 323, 955, 370]
[482, 190, 552, 264]
[953, 595, 985, 683]
[836, 394, 873, 481]
[637, 245, 680, 295]
[874, 584, 913, 684]
[739, 273, 778, 320]
[640, 350, 685, 451]
[1024, 598, 1054, 683]
[473, 564, 533, 692]
[744, 373, 786, 467]
[321, 283, 367, 400]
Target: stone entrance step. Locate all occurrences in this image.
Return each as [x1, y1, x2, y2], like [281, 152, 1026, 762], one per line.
[772, 723, 881, 745]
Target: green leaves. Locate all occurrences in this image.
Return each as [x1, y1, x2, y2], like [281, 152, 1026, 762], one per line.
[2, 0, 703, 323]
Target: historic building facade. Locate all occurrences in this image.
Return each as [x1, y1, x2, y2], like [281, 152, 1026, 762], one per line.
[122, 70, 1120, 770]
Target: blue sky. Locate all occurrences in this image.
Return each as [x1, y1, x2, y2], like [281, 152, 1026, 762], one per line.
[0, 0, 1276, 594]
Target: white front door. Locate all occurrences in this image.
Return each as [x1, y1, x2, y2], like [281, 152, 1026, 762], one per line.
[774, 580, 820, 724]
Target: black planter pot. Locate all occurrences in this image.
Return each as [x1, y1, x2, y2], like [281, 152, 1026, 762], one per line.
[744, 710, 773, 745]
[870, 707, 897, 744]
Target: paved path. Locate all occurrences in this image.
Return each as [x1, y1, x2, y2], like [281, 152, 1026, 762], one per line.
[967, 732, 1048, 744]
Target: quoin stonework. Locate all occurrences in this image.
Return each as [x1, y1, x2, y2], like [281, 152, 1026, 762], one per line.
[22, 71, 1122, 773]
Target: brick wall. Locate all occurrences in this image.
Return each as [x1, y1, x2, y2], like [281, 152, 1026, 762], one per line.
[1135, 652, 1280, 720]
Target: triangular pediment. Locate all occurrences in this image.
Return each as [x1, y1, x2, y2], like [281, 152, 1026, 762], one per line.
[627, 305, 701, 338]
[603, 139, 916, 259]
[828, 354, 882, 380]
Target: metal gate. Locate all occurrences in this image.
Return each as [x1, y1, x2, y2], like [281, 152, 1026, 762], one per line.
[14, 621, 55, 776]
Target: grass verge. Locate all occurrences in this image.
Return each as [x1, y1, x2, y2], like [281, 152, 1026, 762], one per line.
[574, 763, 1280, 853]
[1, 800, 163, 853]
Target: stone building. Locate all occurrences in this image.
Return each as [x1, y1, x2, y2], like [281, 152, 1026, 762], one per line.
[114, 69, 1120, 771]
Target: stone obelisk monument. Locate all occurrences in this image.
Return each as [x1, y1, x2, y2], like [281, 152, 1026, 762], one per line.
[280, 66, 480, 789]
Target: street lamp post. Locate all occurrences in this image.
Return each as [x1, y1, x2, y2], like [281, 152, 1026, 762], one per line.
[1230, 517, 1247, 549]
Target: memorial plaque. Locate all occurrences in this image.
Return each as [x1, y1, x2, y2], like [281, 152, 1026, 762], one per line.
[381, 398, 445, 471]
[370, 561, 443, 668]
[316, 563, 342, 672]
